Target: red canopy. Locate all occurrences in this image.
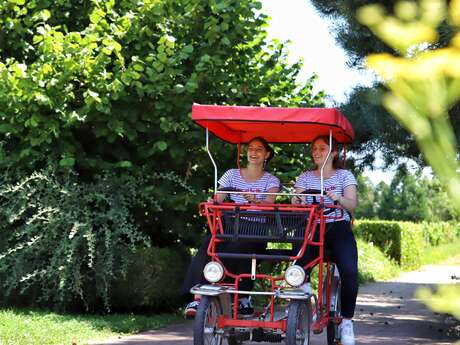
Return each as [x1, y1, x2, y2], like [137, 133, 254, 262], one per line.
[192, 104, 354, 144]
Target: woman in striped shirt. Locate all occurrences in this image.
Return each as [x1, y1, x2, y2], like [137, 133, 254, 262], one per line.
[182, 137, 280, 318]
[293, 135, 358, 345]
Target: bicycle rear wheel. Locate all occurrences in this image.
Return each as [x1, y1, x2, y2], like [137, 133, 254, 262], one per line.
[326, 264, 341, 345]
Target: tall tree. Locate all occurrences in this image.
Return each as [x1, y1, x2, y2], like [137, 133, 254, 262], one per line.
[0, 0, 325, 246]
[0, 0, 326, 310]
[310, 0, 460, 166]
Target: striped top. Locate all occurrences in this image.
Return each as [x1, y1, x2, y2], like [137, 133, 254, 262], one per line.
[218, 169, 280, 203]
[294, 169, 357, 222]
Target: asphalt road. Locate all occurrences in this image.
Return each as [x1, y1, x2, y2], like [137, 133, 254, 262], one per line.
[89, 263, 460, 345]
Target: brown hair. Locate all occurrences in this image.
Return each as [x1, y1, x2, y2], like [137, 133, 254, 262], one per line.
[311, 135, 343, 169]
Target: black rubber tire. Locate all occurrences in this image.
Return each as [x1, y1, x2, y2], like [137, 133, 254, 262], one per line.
[227, 336, 242, 345]
[285, 300, 311, 345]
[193, 296, 223, 345]
[327, 320, 338, 345]
[327, 266, 341, 345]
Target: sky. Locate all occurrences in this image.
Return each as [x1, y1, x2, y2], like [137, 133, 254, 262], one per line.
[260, 0, 374, 104]
[259, 0, 396, 184]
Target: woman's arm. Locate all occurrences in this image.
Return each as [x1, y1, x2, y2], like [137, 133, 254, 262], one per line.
[263, 186, 279, 204]
[327, 185, 357, 212]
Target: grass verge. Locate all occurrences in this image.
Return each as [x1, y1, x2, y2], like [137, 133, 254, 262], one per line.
[0, 308, 182, 345]
[420, 238, 460, 266]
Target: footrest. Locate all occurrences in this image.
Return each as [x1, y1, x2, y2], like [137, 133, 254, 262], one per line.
[312, 321, 323, 334]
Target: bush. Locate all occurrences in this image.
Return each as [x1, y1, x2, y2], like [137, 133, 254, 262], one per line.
[111, 245, 190, 312]
[354, 219, 460, 271]
[356, 239, 400, 283]
[419, 221, 460, 246]
[0, 166, 189, 311]
[354, 220, 402, 261]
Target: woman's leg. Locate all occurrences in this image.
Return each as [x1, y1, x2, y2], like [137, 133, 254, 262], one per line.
[325, 221, 358, 318]
[220, 240, 266, 291]
[180, 234, 211, 296]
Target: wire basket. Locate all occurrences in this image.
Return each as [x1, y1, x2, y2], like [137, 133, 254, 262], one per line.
[218, 209, 311, 242]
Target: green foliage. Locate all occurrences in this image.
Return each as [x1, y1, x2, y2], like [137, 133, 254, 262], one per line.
[0, 0, 325, 248]
[377, 166, 431, 221]
[356, 238, 400, 283]
[417, 285, 460, 320]
[0, 0, 326, 310]
[354, 220, 402, 262]
[0, 166, 191, 311]
[355, 174, 378, 219]
[310, 0, 460, 166]
[354, 219, 459, 270]
[111, 245, 190, 312]
[356, 167, 460, 222]
[0, 308, 182, 345]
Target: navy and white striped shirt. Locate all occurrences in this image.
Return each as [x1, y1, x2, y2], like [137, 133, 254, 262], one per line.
[294, 169, 357, 222]
[218, 169, 280, 203]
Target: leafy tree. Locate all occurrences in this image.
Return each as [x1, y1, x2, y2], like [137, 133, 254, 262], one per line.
[0, 0, 324, 246]
[310, 0, 460, 166]
[0, 0, 325, 310]
[355, 174, 378, 219]
[376, 166, 430, 221]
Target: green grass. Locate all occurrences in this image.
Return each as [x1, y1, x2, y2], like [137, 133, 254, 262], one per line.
[0, 308, 183, 345]
[357, 238, 401, 283]
[1, 239, 459, 345]
[419, 238, 460, 266]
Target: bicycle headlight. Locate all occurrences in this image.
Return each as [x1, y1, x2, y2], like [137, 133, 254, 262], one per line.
[203, 261, 224, 283]
[284, 265, 306, 287]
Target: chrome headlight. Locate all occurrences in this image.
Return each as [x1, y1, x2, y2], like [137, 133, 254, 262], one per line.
[203, 261, 224, 283]
[284, 265, 305, 287]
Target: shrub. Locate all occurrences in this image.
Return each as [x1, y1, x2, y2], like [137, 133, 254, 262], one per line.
[354, 220, 401, 261]
[354, 219, 460, 271]
[0, 166, 190, 311]
[111, 245, 190, 312]
[356, 238, 400, 283]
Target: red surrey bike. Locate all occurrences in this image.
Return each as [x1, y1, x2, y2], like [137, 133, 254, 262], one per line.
[190, 104, 355, 345]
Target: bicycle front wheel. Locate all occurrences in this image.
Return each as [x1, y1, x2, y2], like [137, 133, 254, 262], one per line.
[194, 296, 223, 345]
[286, 300, 311, 345]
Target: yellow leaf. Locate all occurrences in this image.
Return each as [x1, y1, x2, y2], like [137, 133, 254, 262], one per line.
[449, 0, 460, 26]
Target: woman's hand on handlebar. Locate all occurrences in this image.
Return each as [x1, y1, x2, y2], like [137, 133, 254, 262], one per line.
[326, 190, 340, 203]
[243, 193, 257, 203]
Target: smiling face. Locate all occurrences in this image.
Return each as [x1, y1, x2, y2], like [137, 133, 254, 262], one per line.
[247, 139, 270, 166]
[311, 137, 338, 167]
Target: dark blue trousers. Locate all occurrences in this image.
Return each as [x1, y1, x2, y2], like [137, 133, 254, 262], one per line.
[295, 220, 358, 318]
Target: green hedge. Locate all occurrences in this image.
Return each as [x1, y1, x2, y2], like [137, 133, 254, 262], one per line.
[354, 220, 460, 270]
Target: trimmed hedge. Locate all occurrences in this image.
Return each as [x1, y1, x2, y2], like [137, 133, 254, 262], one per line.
[354, 220, 460, 270]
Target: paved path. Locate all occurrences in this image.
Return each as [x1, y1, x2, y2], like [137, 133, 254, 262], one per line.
[90, 264, 460, 345]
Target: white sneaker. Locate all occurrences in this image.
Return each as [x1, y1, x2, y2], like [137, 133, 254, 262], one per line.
[340, 319, 355, 345]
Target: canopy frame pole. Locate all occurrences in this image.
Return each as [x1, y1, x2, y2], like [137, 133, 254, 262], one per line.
[206, 128, 218, 195]
[320, 130, 333, 197]
[237, 143, 241, 169]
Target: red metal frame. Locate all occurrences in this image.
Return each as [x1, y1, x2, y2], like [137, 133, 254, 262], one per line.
[198, 201, 343, 332]
[192, 104, 353, 337]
